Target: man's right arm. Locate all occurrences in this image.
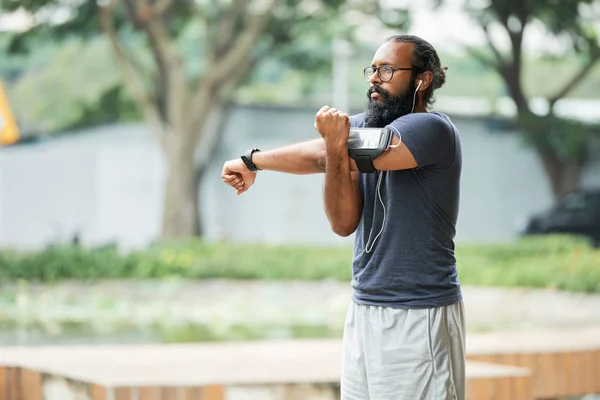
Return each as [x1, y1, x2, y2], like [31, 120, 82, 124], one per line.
[253, 138, 327, 174]
[221, 138, 327, 195]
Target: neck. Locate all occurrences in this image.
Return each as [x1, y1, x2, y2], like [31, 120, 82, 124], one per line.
[413, 101, 427, 113]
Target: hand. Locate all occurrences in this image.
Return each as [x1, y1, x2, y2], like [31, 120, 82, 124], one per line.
[314, 106, 350, 147]
[221, 158, 257, 195]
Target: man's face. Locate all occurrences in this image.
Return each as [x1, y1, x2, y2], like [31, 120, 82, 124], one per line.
[363, 41, 418, 128]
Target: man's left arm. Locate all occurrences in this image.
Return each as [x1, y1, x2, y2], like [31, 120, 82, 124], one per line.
[316, 106, 363, 237]
[369, 135, 418, 171]
[349, 114, 454, 172]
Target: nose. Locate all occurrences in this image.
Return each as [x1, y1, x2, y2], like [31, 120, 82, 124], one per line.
[369, 69, 382, 85]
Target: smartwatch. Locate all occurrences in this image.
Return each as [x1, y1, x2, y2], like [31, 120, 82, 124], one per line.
[241, 148, 261, 172]
[347, 127, 395, 173]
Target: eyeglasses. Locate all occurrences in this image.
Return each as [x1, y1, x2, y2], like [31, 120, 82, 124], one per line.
[363, 65, 414, 82]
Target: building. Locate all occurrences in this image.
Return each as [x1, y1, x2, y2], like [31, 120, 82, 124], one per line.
[0, 105, 598, 250]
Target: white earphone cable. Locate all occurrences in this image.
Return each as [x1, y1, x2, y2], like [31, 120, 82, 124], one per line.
[388, 80, 420, 149]
[365, 170, 386, 253]
[364, 80, 421, 252]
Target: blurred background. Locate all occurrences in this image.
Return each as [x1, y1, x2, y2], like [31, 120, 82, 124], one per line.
[0, 0, 599, 398]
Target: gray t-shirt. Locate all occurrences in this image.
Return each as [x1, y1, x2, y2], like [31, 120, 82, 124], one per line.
[349, 111, 462, 309]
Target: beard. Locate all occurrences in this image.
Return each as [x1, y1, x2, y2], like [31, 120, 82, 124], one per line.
[363, 81, 417, 128]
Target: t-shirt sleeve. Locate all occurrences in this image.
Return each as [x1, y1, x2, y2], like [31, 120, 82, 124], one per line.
[387, 113, 455, 167]
[350, 113, 366, 128]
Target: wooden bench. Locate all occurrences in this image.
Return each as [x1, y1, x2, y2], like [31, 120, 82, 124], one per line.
[1, 340, 531, 400]
[467, 326, 600, 399]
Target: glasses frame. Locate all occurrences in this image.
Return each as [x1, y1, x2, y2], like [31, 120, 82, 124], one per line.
[363, 66, 414, 82]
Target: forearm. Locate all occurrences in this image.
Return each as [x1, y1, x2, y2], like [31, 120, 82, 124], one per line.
[323, 143, 362, 237]
[252, 139, 326, 174]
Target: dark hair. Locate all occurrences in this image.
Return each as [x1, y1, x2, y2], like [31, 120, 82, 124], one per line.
[385, 34, 447, 109]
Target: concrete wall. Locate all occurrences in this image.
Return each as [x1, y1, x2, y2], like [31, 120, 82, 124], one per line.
[0, 105, 598, 250]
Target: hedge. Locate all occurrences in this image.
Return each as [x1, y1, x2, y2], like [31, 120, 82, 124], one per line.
[0, 235, 598, 293]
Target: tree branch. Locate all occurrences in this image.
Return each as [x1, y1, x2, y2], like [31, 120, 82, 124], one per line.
[99, 0, 166, 149]
[466, 46, 503, 74]
[187, 0, 277, 141]
[130, 0, 189, 135]
[152, 0, 174, 15]
[215, 0, 244, 57]
[490, 1, 509, 27]
[193, 4, 215, 65]
[195, 103, 233, 174]
[212, 0, 277, 82]
[481, 22, 506, 67]
[189, 55, 259, 148]
[548, 52, 600, 110]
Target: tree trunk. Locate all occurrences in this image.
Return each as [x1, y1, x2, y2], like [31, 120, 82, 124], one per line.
[192, 104, 232, 237]
[160, 100, 230, 239]
[162, 137, 199, 238]
[501, 65, 528, 112]
[535, 145, 584, 201]
[193, 165, 206, 236]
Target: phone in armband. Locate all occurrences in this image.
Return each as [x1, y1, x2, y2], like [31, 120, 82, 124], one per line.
[347, 127, 397, 173]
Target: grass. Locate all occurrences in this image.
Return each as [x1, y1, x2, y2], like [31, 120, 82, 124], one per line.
[456, 235, 600, 292]
[0, 234, 599, 293]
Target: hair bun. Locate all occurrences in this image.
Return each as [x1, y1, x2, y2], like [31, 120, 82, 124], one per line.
[435, 65, 448, 89]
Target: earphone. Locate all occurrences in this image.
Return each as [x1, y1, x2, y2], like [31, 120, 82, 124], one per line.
[365, 79, 422, 253]
[411, 80, 422, 114]
[389, 79, 421, 150]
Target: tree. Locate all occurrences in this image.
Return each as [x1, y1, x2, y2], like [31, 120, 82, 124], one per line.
[4, 0, 408, 238]
[438, 0, 600, 200]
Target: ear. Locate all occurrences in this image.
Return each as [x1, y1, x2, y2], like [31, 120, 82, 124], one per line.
[417, 71, 434, 91]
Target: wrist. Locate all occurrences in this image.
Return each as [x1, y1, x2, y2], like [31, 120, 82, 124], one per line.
[251, 151, 267, 171]
[241, 148, 261, 172]
[324, 136, 347, 151]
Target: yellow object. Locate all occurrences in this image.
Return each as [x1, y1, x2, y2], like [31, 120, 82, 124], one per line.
[0, 80, 19, 145]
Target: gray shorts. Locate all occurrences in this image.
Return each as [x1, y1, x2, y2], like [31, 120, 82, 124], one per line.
[341, 300, 466, 400]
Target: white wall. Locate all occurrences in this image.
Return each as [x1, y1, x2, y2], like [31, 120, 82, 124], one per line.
[0, 107, 597, 250]
[0, 124, 165, 249]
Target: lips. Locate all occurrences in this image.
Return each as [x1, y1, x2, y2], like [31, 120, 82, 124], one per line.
[369, 86, 386, 101]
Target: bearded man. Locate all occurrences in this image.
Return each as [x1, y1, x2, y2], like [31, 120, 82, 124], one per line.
[221, 34, 465, 400]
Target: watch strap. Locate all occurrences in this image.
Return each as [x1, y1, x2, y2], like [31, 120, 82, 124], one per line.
[241, 148, 261, 172]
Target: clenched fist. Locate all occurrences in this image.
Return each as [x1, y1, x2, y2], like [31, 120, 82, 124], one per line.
[314, 106, 350, 147]
[221, 158, 256, 195]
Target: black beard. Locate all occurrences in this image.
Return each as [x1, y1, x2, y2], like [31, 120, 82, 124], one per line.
[363, 82, 417, 128]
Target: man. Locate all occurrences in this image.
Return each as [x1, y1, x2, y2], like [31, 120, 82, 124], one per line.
[221, 34, 465, 400]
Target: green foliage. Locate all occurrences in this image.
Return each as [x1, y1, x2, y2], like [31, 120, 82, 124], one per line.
[519, 113, 600, 159]
[456, 235, 600, 293]
[442, 0, 600, 177]
[1, 235, 599, 293]
[4, 1, 102, 53]
[69, 84, 140, 129]
[4, 0, 409, 136]
[160, 322, 339, 343]
[7, 37, 131, 132]
[0, 245, 137, 282]
[521, 55, 600, 100]
[460, 0, 599, 55]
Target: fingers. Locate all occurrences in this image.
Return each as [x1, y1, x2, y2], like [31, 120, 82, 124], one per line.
[317, 106, 347, 116]
[317, 106, 348, 120]
[222, 174, 245, 191]
[221, 158, 257, 195]
[221, 160, 248, 193]
[317, 105, 330, 115]
[235, 177, 255, 195]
